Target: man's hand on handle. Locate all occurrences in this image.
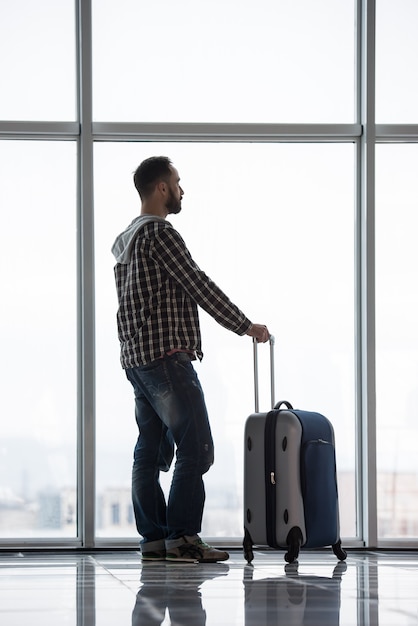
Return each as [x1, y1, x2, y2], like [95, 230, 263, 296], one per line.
[246, 323, 270, 343]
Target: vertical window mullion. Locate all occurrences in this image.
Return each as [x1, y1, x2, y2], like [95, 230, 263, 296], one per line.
[77, 0, 96, 549]
[358, 0, 378, 549]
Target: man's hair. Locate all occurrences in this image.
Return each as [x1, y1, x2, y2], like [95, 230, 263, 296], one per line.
[133, 156, 173, 199]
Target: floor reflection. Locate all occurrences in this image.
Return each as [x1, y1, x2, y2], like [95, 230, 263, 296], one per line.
[1, 550, 418, 625]
[244, 560, 347, 625]
[132, 562, 229, 626]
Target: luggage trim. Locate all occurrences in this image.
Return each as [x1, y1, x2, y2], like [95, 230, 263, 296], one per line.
[264, 410, 280, 549]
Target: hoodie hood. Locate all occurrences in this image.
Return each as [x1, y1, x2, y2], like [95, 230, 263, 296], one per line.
[111, 215, 166, 264]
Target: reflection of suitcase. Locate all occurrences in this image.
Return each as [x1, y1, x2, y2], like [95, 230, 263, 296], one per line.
[243, 338, 347, 564]
[244, 561, 347, 626]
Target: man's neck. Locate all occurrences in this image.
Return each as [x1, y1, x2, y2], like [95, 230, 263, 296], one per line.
[141, 202, 168, 219]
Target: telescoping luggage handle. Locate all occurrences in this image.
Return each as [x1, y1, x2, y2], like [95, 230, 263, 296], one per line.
[253, 335, 276, 413]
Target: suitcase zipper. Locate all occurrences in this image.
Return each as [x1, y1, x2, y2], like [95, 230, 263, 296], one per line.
[264, 411, 280, 548]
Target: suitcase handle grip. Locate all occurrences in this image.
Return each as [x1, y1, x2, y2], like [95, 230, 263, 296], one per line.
[253, 335, 275, 412]
[274, 400, 293, 410]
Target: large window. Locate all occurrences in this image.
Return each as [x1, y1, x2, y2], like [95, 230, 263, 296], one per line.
[0, 0, 76, 121]
[92, 0, 355, 123]
[375, 145, 418, 538]
[0, 141, 77, 538]
[376, 0, 418, 123]
[94, 142, 356, 539]
[1, 0, 418, 548]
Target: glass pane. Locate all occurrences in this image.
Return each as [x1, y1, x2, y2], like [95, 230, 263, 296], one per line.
[0, 141, 77, 538]
[376, 145, 418, 539]
[376, 0, 418, 123]
[92, 0, 355, 123]
[0, 0, 76, 121]
[94, 142, 356, 540]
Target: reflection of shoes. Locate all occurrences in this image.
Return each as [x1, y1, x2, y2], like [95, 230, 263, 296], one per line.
[164, 562, 229, 594]
[165, 562, 230, 583]
[141, 549, 166, 562]
[166, 536, 230, 563]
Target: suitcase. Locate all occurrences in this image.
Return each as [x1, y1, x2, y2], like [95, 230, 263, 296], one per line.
[243, 337, 347, 564]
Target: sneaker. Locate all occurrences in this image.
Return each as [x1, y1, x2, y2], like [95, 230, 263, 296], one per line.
[141, 548, 166, 562]
[166, 536, 229, 563]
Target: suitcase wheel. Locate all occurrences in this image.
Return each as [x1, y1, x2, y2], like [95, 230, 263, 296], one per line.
[243, 527, 254, 564]
[332, 539, 347, 562]
[284, 526, 303, 563]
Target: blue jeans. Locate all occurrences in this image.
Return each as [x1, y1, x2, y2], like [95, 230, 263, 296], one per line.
[125, 352, 214, 546]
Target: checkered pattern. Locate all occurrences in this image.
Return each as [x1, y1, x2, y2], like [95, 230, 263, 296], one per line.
[114, 220, 251, 367]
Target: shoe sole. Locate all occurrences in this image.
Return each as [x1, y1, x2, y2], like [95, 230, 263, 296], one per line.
[166, 556, 199, 564]
[165, 556, 229, 563]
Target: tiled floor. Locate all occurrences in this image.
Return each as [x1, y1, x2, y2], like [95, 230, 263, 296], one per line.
[0, 549, 417, 625]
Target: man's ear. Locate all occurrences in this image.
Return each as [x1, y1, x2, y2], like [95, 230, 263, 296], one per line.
[157, 180, 167, 194]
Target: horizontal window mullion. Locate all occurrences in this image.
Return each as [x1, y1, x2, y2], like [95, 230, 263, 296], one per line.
[0, 121, 80, 139]
[92, 122, 362, 142]
[376, 124, 418, 141]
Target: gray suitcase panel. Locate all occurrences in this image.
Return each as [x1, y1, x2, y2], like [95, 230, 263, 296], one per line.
[244, 410, 306, 548]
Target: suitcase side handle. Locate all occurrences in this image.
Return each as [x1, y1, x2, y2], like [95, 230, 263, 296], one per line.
[253, 335, 275, 412]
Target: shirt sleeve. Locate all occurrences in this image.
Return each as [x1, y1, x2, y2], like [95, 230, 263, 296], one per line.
[151, 225, 252, 336]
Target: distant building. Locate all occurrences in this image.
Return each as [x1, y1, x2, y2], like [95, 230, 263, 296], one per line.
[97, 488, 135, 533]
[38, 487, 76, 530]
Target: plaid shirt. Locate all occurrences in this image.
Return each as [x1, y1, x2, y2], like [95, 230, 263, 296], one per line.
[114, 219, 252, 368]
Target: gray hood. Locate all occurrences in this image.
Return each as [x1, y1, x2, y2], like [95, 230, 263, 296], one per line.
[111, 215, 166, 264]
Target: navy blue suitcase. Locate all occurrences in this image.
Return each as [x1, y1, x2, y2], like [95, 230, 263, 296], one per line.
[243, 338, 347, 563]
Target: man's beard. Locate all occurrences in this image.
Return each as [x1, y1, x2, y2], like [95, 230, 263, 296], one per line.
[166, 188, 182, 215]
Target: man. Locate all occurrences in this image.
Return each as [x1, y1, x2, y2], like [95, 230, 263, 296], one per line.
[112, 156, 270, 563]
